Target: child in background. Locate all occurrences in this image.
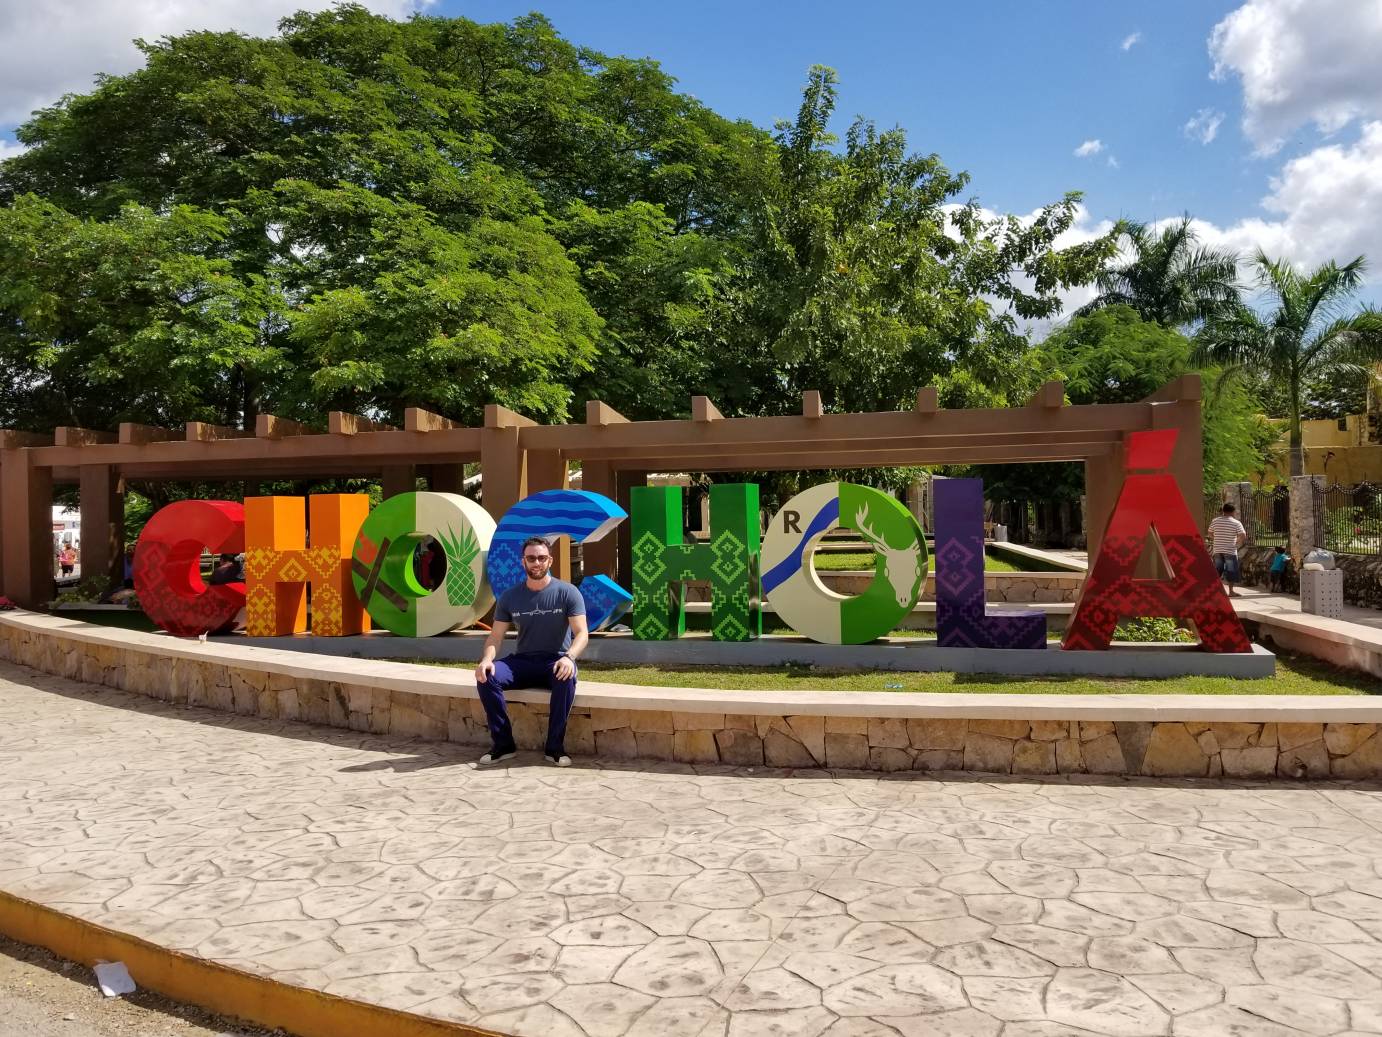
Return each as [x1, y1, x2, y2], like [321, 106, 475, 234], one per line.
[1269, 545, 1291, 592]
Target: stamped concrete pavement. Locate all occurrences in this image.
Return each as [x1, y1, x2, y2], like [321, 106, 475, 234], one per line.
[4, 659, 1382, 1036]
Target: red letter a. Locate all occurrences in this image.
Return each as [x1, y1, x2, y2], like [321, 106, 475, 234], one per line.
[1062, 430, 1251, 653]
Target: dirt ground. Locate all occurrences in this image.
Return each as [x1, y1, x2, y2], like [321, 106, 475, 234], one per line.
[0, 934, 280, 1037]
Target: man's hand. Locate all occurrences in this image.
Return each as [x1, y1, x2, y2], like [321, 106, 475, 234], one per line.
[475, 658, 495, 685]
[553, 655, 576, 681]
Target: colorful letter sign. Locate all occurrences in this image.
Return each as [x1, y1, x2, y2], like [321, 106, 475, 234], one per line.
[244, 495, 370, 637]
[133, 500, 246, 637]
[630, 483, 760, 641]
[761, 482, 927, 644]
[934, 479, 1046, 649]
[350, 492, 496, 637]
[487, 490, 632, 630]
[1063, 430, 1251, 652]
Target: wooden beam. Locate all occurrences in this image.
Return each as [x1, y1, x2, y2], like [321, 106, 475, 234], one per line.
[1029, 380, 1065, 408]
[329, 412, 398, 436]
[185, 422, 252, 442]
[914, 387, 938, 415]
[692, 397, 723, 422]
[255, 414, 311, 439]
[118, 423, 177, 445]
[485, 404, 536, 429]
[1141, 373, 1202, 404]
[404, 407, 459, 432]
[0, 430, 52, 449]
[802, 391, 824, 418]
[586, 401, 627, 427]
[54, 427, 117, 447]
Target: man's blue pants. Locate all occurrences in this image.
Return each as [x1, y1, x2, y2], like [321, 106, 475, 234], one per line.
[477, 652, 576, 756]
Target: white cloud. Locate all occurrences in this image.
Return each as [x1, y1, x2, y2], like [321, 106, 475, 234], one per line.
[1120, 31, 1142, 51]
[1184, 121, 1382, 276]
[1074, 139, 1104, 158]
[0, 138, 27, 162]
[0, 0, 434, 127]
[1210, 0, 1382, 152]
[1106, 155, 1120, 169]
[1183, 108, 1225, 145]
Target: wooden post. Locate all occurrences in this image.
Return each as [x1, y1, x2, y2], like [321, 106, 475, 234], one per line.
[429, 464, 466, 494]
[614, 469, 647, 591]
[580, 461, 618, 580]
[1, 448, 54, 607]
[526, 449, 570, 580]
[381, 465, 416, 500]
[79, 464, 124, 588]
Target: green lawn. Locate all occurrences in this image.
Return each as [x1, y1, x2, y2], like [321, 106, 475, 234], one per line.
[415, 651, 1378, 696]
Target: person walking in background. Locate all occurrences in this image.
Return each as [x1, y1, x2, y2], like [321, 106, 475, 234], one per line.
[1207, 502, 1248, 597]
[1268, 545, 1292, 593]
[58, 544, 76, 577]
[473, 536, 588, 767]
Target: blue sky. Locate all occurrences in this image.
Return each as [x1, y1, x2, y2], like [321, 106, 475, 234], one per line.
[449, 0, 1247, 227]
[3, 0, 1381, 309]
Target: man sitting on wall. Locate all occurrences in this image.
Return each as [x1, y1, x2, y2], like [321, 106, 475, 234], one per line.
[473, 536, 588, 767]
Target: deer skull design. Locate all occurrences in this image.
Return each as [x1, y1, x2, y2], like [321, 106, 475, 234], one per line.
[855, 505, 923, 608]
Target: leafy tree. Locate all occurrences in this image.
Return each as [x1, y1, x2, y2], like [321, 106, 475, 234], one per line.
[1194, 253, 1382, 476]
[1078, 216, 1241, 328]
[700, 67, 1117, 419]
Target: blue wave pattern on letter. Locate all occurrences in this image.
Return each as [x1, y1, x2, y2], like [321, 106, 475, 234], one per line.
[761, 497, 840, 594]
[487, 490, 632, 629]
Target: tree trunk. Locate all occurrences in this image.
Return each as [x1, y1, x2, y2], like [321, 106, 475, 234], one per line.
[1289, 379, 1303, 478]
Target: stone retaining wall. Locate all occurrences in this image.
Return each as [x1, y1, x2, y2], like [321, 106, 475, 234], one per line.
[2, 617, 1378, 779]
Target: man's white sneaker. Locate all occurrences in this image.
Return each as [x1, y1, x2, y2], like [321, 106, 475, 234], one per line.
[544, 753, 572, 768]
[479, 749, 516, 765]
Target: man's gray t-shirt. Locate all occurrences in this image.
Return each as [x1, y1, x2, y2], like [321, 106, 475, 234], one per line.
[495, 579, 585, 655]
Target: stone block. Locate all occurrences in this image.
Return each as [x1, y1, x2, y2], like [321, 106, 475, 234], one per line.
[1278, 739, 1329, 779]
[1256, 723, 1277, 748]
[1030, 721, 1068, 742]
[346, 684, 374, 714]
[327, 683, 349, 728]
[765, 729, 816, 768]
[634, 731, 673, 759]
[510, 704, 545, 749]
[1277, 723, 1324, 751]
[389, 700, 447, 740]
[256, 689, 277, 719]
[1196, 731, 1220, 756]
[715, 729, 764, 767]
[723, 713, 757, 731]
[1082, 734, 1125, 774]
[913, 749, 963, 772]
[589, 709, 631, 732]
[970, 719, 1029, 740]
[565, 714, 596, 756]
[1079, 721, 1115, 742]
[1210, 722, 1258, 749]
[631, 710, 674, 733]
[1141, 724, 1208, 777]
[596, 727, 638, 759]
[908, 718, 966, 750]
[1325, 723, 1375, 756]
[1332, 732, 1382, 778]
[1012, 740, 1056, 775]
[673, 730, 719, 764]
[1220, 746, 1277, 778]
[1055, 738, 1083, 773]
[209, 681, 234, 713]
[1114, 721, 1153, 773]
[825, 732, 870, 769]
[825, 716, 869, 735]
[868, 717, 909, 749]
[786, 715, 826, 764]
[298, 683, 331, 725]
[869, 747, 912, 772]
[673, 711, 724, 731]
[964, 734, 1015, 773]
[1184, 720, 1210, 735]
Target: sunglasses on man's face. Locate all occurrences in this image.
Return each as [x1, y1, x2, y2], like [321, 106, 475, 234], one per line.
[524, 554, 551, 563]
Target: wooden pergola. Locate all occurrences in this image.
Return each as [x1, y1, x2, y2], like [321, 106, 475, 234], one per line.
[0, 376, 1203, 608]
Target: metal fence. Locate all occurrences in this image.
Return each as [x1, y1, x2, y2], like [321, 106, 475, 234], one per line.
[1203, 493, 1223, 532]
[1315, 481, 1382, 556]
[1248, 485, 1290, 547]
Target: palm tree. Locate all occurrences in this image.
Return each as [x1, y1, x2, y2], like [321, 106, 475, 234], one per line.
[1195, 253, 1382, 476]
[1078, 216, 1241, 327]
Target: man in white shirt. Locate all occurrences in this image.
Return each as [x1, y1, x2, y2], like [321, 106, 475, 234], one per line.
[1207, 503, 1248, 597]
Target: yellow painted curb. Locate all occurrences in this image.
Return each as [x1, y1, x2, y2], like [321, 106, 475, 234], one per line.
[0, 889, 504, 1037]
